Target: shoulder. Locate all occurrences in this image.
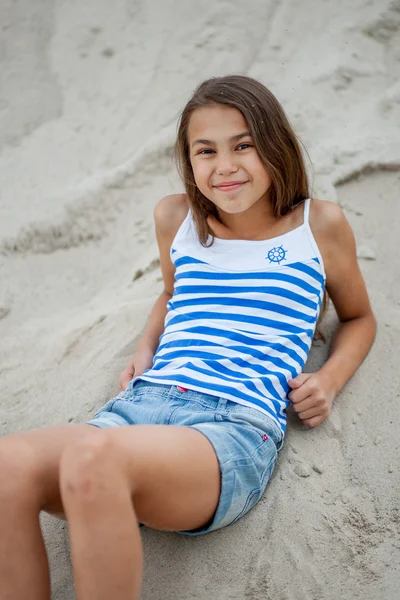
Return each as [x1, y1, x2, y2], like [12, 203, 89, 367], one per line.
[154, 193, 189, 236]
[308, 200, 374, 322]
[309, 198, 354, 254]
[153, 195, 189, 294]
[309, 198, 357, 288]
[309, 198, 347, 236]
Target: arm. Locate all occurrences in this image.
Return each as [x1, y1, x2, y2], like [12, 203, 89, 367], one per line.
[118, 290, 172, 390]
[119, 194, 188, 390]
[288, 200, 377, 427]
[318, 315, 376, 398]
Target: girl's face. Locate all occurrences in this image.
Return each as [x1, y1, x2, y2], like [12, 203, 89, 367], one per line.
[188, 105, 271, 216]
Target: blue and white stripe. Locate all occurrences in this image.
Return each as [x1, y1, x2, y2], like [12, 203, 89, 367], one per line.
[136, 200, 325, 436]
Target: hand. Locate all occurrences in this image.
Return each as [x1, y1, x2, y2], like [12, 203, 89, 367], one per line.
[118, 349, 154, 391]
[288, 371, 335, 428]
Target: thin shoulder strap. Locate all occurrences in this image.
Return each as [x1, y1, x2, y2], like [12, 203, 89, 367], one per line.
[170, 207, 192, 253]
[303, 198, 311, 225]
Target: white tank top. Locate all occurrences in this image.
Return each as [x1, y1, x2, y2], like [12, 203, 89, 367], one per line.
[135, 198, 326, 437]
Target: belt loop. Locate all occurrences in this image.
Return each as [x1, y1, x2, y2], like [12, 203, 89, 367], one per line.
[217, 397, 228, 411]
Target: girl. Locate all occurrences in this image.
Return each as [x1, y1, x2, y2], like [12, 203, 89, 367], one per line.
[0, 75, 376, 600]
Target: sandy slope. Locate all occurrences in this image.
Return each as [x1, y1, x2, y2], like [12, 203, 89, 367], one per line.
[1, 1, 399, 598]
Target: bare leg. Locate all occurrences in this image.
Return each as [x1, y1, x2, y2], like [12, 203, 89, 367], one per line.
[0, 467, 49, 600]
[60, 435, 144, 599]
[59, 425, 220, 600]
[0, 423, 221, 600]
[0, 424, 98, 600]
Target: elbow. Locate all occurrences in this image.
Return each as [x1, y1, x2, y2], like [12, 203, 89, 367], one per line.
[361, 310, 378, 346]
[340, 310, 377, 342]
[370, 311, 378, 340]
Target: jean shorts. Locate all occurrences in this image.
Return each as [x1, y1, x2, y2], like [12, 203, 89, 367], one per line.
[86, 380, 283, 536]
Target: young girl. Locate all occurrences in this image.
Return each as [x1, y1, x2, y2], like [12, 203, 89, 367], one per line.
[0, 75, 376, 600]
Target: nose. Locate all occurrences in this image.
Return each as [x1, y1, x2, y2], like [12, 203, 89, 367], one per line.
[215, 152, 238, 176]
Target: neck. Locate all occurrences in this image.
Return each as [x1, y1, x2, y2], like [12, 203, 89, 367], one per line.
[216, 198, 277, 241]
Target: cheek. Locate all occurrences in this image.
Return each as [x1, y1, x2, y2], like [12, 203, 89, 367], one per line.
[253, 161, 271, 189]
[262, 170, 272, 188]
[192, 161, 211, 188]
[244, 154, 269, 181]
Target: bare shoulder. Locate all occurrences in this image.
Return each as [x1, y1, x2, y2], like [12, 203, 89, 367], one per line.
[153, 194, 189, 295]
[309, 198, 354, 254]
[154, 193, 189, 236]
[309, 198, 347, 237]
[309, 200, 374, 322]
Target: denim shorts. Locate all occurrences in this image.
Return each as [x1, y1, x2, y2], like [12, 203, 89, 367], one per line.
[86, 380, 283, 536]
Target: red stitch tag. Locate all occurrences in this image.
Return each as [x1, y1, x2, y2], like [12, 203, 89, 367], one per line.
[177, 386, 188, 392]
[263, 434, 269, 441]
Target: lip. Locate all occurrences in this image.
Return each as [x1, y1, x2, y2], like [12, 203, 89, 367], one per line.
[214, 181, 247, 191]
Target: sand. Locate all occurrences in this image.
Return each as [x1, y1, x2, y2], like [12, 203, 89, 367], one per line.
[1, 0, 399, 598]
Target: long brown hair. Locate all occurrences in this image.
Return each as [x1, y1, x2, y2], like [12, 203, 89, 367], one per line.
[174, 74, 310, 246]
[174, 74, 328, 334]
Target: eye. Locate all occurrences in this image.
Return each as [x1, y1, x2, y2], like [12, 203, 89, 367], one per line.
[197, 148, 215, 155]
[237, 143, 252, 150]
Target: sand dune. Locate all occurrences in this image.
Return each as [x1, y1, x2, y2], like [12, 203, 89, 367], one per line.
[1, 1, 399, 598]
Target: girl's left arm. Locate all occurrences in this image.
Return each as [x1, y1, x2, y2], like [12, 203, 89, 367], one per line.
[288, 200, 377, 428]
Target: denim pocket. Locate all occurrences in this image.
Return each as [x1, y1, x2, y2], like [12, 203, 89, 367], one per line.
[123, 382, 166, 404]
[259, 439, 278, 488]
[93, 397, 117, 417]
[229, 487, 263, 525]
[216, 412, 272, 458]
[219, 403, 283, 448]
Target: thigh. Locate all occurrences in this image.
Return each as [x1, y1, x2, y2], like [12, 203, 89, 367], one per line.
[1, 423, 221, 532]
[102, 424, 221, 532]
[0, 424, 98, 515]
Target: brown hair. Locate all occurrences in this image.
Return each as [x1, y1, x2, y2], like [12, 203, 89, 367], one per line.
[174, 74, 328, 333]
[174, 74, 310, 246]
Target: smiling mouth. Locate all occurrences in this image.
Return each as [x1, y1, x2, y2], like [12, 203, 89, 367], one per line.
[215, 182, 247, 191]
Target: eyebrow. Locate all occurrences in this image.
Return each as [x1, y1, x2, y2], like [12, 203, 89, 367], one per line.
[191, 131, 252, 148]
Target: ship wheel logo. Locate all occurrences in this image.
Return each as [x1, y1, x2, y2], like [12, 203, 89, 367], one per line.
[267, 245, 287, 265]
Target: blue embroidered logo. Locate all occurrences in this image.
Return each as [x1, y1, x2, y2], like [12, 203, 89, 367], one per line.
[267, 245, 287, 265]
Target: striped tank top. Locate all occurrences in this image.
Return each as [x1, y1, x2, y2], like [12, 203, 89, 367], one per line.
[136, 198, 326, 436]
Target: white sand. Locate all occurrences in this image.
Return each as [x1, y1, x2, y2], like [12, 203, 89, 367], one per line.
[1, 1, 399, 598]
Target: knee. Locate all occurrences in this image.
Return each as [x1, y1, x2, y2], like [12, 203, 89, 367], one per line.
[0, 438, 39, 504]
[59, 432, 118, 507]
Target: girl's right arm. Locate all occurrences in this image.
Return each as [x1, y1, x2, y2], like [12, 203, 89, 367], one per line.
[119, 194, 188, 391]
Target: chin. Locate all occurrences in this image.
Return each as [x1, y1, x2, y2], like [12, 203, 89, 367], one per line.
[217, 204, 253, 215]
